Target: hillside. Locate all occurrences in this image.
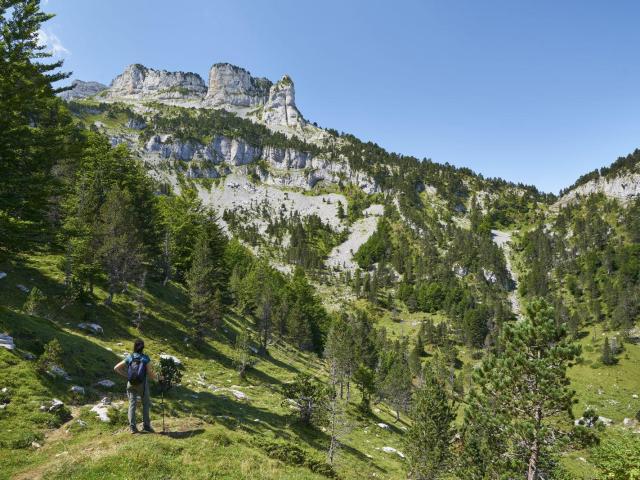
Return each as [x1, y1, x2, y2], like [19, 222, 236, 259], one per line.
[2, 3, 640, 479]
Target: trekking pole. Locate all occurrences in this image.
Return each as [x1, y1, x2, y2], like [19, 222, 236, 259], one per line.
[161, 387, 165, 433]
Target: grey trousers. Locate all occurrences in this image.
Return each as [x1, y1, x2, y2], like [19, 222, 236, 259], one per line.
[127, 380, 151, 430]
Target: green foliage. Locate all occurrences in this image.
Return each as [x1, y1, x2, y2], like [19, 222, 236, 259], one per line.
[592, 431, 640, 480]
[35, 338, 63, 373]
[405, 364, 456, 480]
[158, 356, 184, 392]
[281, 374, 330, 426]
[22, 286, 46, 316]
[459, 299, 580, 479]
[0, 0, 73, 255]
[354, 217, 391, 268]
[253, 438, 338, 478]
[233, 327, 255, 378]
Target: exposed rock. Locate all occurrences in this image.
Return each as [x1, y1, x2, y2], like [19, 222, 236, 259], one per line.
[453, 264, 469, 278]
[263, 75, 304, 127]
[482, 268, 498, 284]
[16, 284, 29, 293]
[96, 379, 116, 389]
[0, 334, 15, 351]
[228, 389, 248, 401]
[0, 272, 6, 280]
[633, 394, 639, 399]
[262, 145, 310, 169]
[205, 63, 271, 109]
[108, 64, 206, 100]
[377, 422, 390, 430]
[126, 117, 146, 130]
[49, 398, 64, 412]
[23, 352, 36, 360]
[59, 80, 108, 100]
[70, 385, 85, 395]
[78, 322, 103, 335]
[623, 418, 638, 428]
[381, 446, 405, 458]
[31, 441, 42, 449]
[558, 171, 640, 206]
[91, 398, 112, 422]
[160, 354, 182, 366]
[48, 365, 71, 381]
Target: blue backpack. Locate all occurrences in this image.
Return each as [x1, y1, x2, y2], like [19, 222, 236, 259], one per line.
[127, 355, 147, 385]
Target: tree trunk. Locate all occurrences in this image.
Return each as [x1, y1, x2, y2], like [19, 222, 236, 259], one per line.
[527, 406, 542, 480]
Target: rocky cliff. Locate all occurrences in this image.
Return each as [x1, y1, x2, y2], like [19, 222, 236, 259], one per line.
[557, 171, 640, 206]
[263, 75, 304, 128]
[205, 63, 272, 109]
[107, 64, 207, 101]
[59, 80, 107, 100]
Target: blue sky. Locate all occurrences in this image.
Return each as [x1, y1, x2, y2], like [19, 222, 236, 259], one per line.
[41, 0, 640, 193]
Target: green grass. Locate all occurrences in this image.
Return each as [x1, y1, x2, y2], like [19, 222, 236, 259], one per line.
[0, 252, 408, 480]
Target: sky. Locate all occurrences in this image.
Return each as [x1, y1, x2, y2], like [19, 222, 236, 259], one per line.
[40, 0, 640, 193]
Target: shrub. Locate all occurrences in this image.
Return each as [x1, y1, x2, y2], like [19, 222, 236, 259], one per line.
[22, 287, 47, 316]
[253, 439, 337, 478]
[35, 338, 63, 374]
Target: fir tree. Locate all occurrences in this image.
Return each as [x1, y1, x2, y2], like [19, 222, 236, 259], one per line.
[601, 336, 616, 365]
[459, 299, 580, 480]
[405, 364, 456, 480]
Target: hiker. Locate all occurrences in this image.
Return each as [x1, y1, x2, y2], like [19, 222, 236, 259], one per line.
[113, 338, 158, 433]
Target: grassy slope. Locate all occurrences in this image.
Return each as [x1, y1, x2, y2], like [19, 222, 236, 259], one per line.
[0, 253, 407, 480]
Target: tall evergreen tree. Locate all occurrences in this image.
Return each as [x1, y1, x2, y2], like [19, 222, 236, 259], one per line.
[405, 364, 456, 480]
[0, 0, 73, 254]
[459, 299, 580, 480]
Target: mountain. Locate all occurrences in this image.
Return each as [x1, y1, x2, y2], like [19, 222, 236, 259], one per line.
[3, 39, 640, 479]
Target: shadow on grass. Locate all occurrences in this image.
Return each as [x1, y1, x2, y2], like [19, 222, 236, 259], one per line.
[160, 428, 205, 439]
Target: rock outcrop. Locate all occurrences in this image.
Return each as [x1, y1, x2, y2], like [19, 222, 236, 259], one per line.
[263, 75, 304, 127]
[205, 63, 272, 109]
[557, 171, 640, 206]
[108, 64, 206, 100]
[59, 80, 108, 100]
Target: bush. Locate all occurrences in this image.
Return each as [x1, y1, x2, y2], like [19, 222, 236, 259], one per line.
[35, 338, 63, 374]
[22, 287, 47, 316]
[253, 439, 337, 478]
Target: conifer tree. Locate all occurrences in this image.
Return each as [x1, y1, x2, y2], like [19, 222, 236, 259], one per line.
[97, 187, 143, 304]
[601, 336, 615, 365]
[405, 364, 456, 480]
[459, 299, 580, 480]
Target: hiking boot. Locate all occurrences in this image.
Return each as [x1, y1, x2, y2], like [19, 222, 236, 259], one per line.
[130, 427, 139, 434]
[142, 425, 155, 433]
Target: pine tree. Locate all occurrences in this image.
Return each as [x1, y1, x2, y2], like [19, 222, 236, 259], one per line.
[0, 0, 73, 253]
[186, 217, 228, 341]
[601, 336, 615, 365]
[405, 364, 456, 480]
[459, 299, 580, 479]
[97, 187, 143, 304]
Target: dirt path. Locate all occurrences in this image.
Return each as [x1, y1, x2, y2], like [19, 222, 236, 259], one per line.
[491, 229, 522, 319]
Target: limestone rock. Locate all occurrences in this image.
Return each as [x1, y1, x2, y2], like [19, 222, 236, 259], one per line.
[0, 272, 6, 280]
[205, 63, 271, 109]
[70, 385, 85, 395]
[160, 354, 182, 366]
[108, 64, 206, 100]
[0, 334, 15, 351]
[91, 398, 112, 422]
[263, 75, 304, 127]
[48, 365, 71, 381]
[16, 284, 29, 293]
[96, 379, 116, 389]
[377, 422, 390, 430]
[49, 398, 64, 412]
[78, 322, 103, 335]
[59, 80, 107, 100]
[381, 446, 405, 458]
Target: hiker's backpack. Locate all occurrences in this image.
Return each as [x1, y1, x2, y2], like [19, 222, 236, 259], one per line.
[127, 355, 147, 385]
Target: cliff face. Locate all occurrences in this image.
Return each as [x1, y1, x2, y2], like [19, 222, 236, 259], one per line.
[557, 171, 640, 206]
[263, 75, 304, 127]
[107, 64, 207, 100]
[205, 63, 272, 109]
[59, 80, 107, 100]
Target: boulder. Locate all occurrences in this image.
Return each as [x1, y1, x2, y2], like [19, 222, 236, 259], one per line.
[228, 389, 248, 401]
[91, 398, 112, 422]
[16, 284, 29, 293]
[48, 365, 71, 381]
[96, 379, 115, 388]
[0, 334, 15, 351]
[49, 398, 64, 412]
[0, 272, 6, 280]
[381, 446, 405, 458]
[377, 422, 390, 430]
[70, 385, 85, 395]
[78, 322, 103, 335]
[160, 354, 182, 366]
